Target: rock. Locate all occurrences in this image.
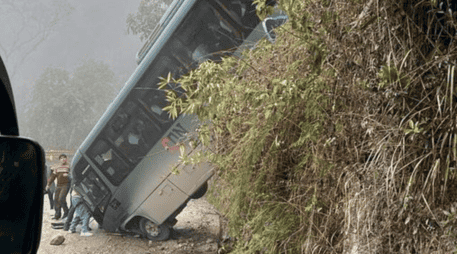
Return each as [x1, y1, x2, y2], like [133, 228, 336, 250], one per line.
[50, 235, 65, 245]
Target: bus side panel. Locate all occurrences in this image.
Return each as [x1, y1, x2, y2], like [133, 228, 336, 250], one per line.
[159, 114, 215, 195]
[101, 115, 197, 231]
[126, 179, 188, 226]
[167, 159, 214, 196]
[101, 166, 169, 232]
[100, 143, 178, 231]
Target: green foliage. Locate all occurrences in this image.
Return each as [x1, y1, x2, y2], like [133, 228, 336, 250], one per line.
[158, 0, 337, 250]
[377, 64, 410, 89]
[403, 120, 423, 135]
[278, 0, 309, 35]
[253, 0, 275, 20]
[194, 0, 457, 252]
[322, 10, 337, 25]
[242, 203, 300, 253]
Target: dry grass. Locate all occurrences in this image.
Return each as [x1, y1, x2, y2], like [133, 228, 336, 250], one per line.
[203, 0, 457, 253]
[310, 0, 457, 252]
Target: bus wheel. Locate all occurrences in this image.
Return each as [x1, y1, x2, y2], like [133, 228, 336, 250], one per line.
[139, 218, 170, 241]
[191, 181, 208, 199]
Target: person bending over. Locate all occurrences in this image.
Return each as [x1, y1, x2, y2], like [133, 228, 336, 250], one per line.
[69, 188, 93, 236]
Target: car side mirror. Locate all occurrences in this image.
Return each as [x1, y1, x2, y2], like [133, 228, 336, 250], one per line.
[0, 55, 45, 254]
[0, 136, 45, 254]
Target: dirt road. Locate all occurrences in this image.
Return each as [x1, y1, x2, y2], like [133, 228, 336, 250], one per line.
[37, 195, 223, 254]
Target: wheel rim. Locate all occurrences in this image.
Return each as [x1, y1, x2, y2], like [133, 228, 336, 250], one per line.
[144, 220, 160, 237]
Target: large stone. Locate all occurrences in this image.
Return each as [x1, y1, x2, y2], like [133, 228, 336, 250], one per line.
[50, 235, 65, 245]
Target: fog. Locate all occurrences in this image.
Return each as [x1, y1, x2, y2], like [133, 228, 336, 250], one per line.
[13, 0, 142, 105]
[0, 0, 149, 148]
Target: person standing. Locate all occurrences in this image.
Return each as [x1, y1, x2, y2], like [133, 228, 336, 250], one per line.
[46, 154, 70, 220]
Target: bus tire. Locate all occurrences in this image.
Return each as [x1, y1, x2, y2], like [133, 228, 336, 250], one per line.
[139, 218, 171, 241]
[191, 182, 208, 199]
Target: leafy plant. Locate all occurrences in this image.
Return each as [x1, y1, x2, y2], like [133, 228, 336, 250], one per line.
[404, 120, 423, 135]
[378, 64, 410, 89]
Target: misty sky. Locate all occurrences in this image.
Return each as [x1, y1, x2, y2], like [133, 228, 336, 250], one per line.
[0, 0, 148, 126]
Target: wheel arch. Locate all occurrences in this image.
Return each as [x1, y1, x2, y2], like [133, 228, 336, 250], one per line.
[123, 215, 143, 231]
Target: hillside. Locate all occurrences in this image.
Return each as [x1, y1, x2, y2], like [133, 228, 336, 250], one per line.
[160, 0, 457, 253]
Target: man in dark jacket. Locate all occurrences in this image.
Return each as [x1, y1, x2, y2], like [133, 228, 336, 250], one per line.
[46, 154, 70, 219]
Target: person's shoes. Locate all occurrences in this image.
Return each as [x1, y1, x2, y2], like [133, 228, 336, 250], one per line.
[52, 225, 63, 230]
[80, 232, 93, 237]
[52, 216, 61, 220]
[70, 230, 77, 234]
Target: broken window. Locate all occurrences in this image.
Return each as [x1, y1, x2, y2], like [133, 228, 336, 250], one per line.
[88, 139, 130, 186]
[79, 168, 110, 214]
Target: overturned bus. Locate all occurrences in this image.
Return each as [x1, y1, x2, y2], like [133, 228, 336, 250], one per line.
[71, 0, 287, 241]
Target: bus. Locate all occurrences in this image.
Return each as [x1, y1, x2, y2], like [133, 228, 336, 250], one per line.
[70, 0, 286, 241]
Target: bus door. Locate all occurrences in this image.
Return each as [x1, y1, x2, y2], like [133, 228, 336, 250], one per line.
[72, 156, 111, 227]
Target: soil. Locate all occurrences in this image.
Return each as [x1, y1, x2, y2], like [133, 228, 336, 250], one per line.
[37, 194, 224, 254]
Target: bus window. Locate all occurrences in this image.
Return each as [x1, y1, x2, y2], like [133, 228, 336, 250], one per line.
[79, 168, 111, 219]
[139, 90, 174, 128]
[123, 99, 137, 115]
[72, 156, 89, 184]
[215, 0, 259, 30]
[176, 1, 243, 63]
[87, 139, 130, 186]
[105, 100, 164, 166]
[112, 110, 162, 165]
[205, 3, 245, 56]
[168, 38, 194, 74]
[192, 44, 211, 64]
[111, 112, 129, 133]
[142, 56, 174, 82]
[137, 55, 184, 96]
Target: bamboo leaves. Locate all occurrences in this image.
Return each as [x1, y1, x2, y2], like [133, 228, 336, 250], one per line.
[404, 120, 423, 135]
